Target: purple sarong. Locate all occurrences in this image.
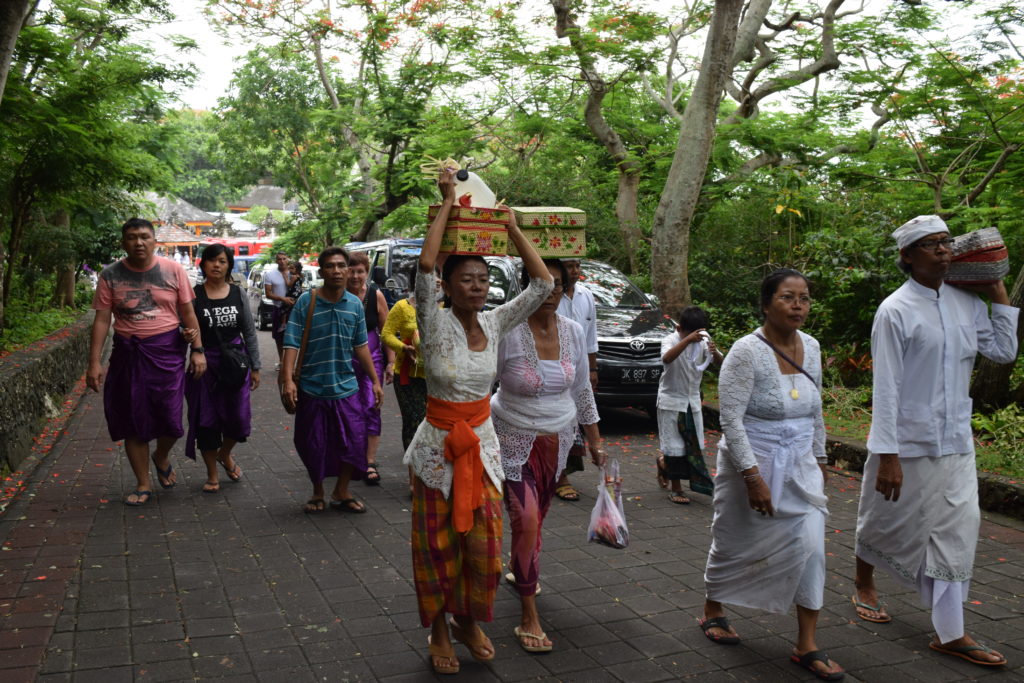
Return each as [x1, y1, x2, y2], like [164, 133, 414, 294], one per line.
[103, 328, 186, 442]
[293, 391, 368, 484]
[184, 339, 252, 460]
[352, 329, 385, 436]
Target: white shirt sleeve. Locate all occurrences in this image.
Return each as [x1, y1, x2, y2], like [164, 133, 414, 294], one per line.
[866, 306, 905, 455]
[977, 301, 1020, 364]
[583, 288, 598, 354]
[717, 341, 758, 472]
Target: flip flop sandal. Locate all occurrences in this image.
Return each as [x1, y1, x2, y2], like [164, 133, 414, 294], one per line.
[448, 618, 495, 662]
[555, 484, 580, 501]
[514, 625, 553, 653]
[668, 492, 691, 504]
[427, 635, 460, 675]
[929, 640, 1007, 667]
[304, 498, 326, 513]
[219, 459, 242, 482]
[850, 595, 891, 623]
[124, 490, 153, 506]
[155, 463, 176, 489]
[504, 571, 541, 595]
[790, 650, 844, 680]
[699, 616, 740, 645]
[364, 464, 381, 486]
[330, 497, 367, 513]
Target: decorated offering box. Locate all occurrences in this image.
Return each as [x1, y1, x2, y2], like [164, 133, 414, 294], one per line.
[427, 205, 509, 255]
[945, 227, 1010, 285]
[509, 206, 587, 257]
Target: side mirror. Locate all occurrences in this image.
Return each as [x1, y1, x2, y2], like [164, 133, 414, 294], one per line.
[384, 278, 399, 290]
[647, 293, 661, 308]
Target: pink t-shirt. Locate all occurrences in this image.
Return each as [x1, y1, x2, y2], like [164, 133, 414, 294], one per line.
[93, 256, 194, 338]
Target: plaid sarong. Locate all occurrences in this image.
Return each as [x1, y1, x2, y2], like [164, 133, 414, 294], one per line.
[411, 475, 503, 627]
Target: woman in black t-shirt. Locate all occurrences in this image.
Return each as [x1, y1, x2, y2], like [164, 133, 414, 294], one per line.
[184, 244, 262, 492]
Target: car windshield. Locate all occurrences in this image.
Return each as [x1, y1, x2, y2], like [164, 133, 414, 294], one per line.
[390, 247, 421, 293]
[579, 261, 652, 309]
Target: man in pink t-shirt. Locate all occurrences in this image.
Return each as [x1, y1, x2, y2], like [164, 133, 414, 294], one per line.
[88, 218, 207, 506]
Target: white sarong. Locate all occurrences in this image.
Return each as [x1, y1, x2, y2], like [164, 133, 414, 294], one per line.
[704, 415, 828, 614]
[855, 452, 978, 642]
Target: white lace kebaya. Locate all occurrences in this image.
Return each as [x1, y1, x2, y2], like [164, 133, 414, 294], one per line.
[403, 269, 554, 497]
[491, 315, 600, 482]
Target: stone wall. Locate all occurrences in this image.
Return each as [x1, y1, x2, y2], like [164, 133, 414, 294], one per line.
[0, 311, 94, 472]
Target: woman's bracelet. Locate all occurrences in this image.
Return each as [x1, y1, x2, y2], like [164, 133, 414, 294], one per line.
[743, 473, 762, 483]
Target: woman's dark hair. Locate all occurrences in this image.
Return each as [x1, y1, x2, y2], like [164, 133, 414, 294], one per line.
[441, 254, 487, 283]
[121, 217, 154, 237]
[677, 306, 709, 333]
[520, 258, 569, 291]
[318, 245, 349, 267]
[199, 243, 234, 274]
[759, 268, 810, 312]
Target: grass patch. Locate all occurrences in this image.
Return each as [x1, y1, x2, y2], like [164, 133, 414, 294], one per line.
[1, 305, 85, 356]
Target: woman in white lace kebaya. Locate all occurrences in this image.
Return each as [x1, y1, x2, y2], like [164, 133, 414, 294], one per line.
[406, 168, 553, 675]
[700, 269, 845, 681]
[492, 259, 605, 654]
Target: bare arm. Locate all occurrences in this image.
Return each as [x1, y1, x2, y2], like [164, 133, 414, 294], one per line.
[179, 302, 207, 379]
[506, 205, 552, 284]
[353, 344, 384, 409]
[86, 309, 112, 392]
[280, 347, 299, 412]
[662, 329, 702, 364]
[419, 168, 457, 274]
[376, 289, 395, 383]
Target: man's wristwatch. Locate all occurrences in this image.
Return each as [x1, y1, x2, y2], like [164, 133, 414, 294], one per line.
[191, 347, 205, 354]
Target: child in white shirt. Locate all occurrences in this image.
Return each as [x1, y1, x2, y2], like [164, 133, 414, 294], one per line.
[657, 306, 722, 504]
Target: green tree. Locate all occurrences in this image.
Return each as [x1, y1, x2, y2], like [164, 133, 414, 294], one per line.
[0, 0, 193, 327]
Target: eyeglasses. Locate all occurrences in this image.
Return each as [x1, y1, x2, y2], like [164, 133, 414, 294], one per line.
[912, 237, 955, 252]
[776, 294, 812, 306]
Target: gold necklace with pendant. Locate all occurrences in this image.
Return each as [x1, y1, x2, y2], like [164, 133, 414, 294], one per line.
[789, 374, 799, 400]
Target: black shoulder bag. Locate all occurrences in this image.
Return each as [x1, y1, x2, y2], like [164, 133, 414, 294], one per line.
[204, 284, 251, 393]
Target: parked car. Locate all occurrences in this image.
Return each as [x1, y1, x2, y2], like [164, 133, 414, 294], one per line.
[345, 238, 424, 306]
[245, 262, 321, 330]
[483, 256, 674, 413]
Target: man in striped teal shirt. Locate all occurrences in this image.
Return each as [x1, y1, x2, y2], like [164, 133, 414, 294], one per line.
[281, 246, 384, 514]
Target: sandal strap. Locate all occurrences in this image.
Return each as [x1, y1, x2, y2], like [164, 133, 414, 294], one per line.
[795, 650, 831, 666]
[700, 616, 732, 633]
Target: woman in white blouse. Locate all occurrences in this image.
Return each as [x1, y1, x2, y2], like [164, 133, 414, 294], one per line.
[405, 168, 553, 675]
[492, 259, 604, 653]
[700, 269, 844, 681]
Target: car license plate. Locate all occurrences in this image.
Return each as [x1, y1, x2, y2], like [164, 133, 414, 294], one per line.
[620, 367, 661, 384]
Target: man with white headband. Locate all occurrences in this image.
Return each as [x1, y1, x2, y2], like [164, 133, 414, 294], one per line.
[853, 214, 1017, 667]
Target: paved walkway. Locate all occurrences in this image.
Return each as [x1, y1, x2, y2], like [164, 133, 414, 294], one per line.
[1, 332, 1022, 682]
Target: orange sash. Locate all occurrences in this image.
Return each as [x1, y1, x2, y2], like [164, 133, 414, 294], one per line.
[425, 395, 491, 533]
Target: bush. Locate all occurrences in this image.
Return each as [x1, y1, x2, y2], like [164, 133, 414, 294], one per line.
[973, 405, 1024, 477]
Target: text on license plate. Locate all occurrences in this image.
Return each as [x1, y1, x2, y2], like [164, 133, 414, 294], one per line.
[620, 367, 661, 383]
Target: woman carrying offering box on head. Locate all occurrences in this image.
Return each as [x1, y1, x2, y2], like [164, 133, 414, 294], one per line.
[406, 167, 554, 675]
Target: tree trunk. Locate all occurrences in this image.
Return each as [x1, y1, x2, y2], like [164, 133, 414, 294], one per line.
[552, 0, 644, 272]
[51, 210, 75, 307]
[651, 0, 745, 314]
[970, 267, 1024, 409]
[0, 0, 33, 108]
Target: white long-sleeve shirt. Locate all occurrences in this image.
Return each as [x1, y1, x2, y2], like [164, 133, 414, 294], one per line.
[867, 278, 1019, 458]
[556, 283, 598, 355]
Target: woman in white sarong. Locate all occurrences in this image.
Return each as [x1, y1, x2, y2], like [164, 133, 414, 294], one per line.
[701, 269, 844, 681]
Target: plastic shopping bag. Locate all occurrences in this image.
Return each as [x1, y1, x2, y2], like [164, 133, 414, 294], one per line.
[587, 459, 629, 549]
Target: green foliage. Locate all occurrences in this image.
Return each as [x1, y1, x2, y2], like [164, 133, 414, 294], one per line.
[973, 405, 1024, 477]
[0, 273, 85, 354]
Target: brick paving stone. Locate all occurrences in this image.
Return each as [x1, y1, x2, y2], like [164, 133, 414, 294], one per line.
[0, 331, 1022, 681]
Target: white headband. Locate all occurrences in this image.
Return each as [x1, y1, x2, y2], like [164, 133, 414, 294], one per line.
[892, 215, 948, 249]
